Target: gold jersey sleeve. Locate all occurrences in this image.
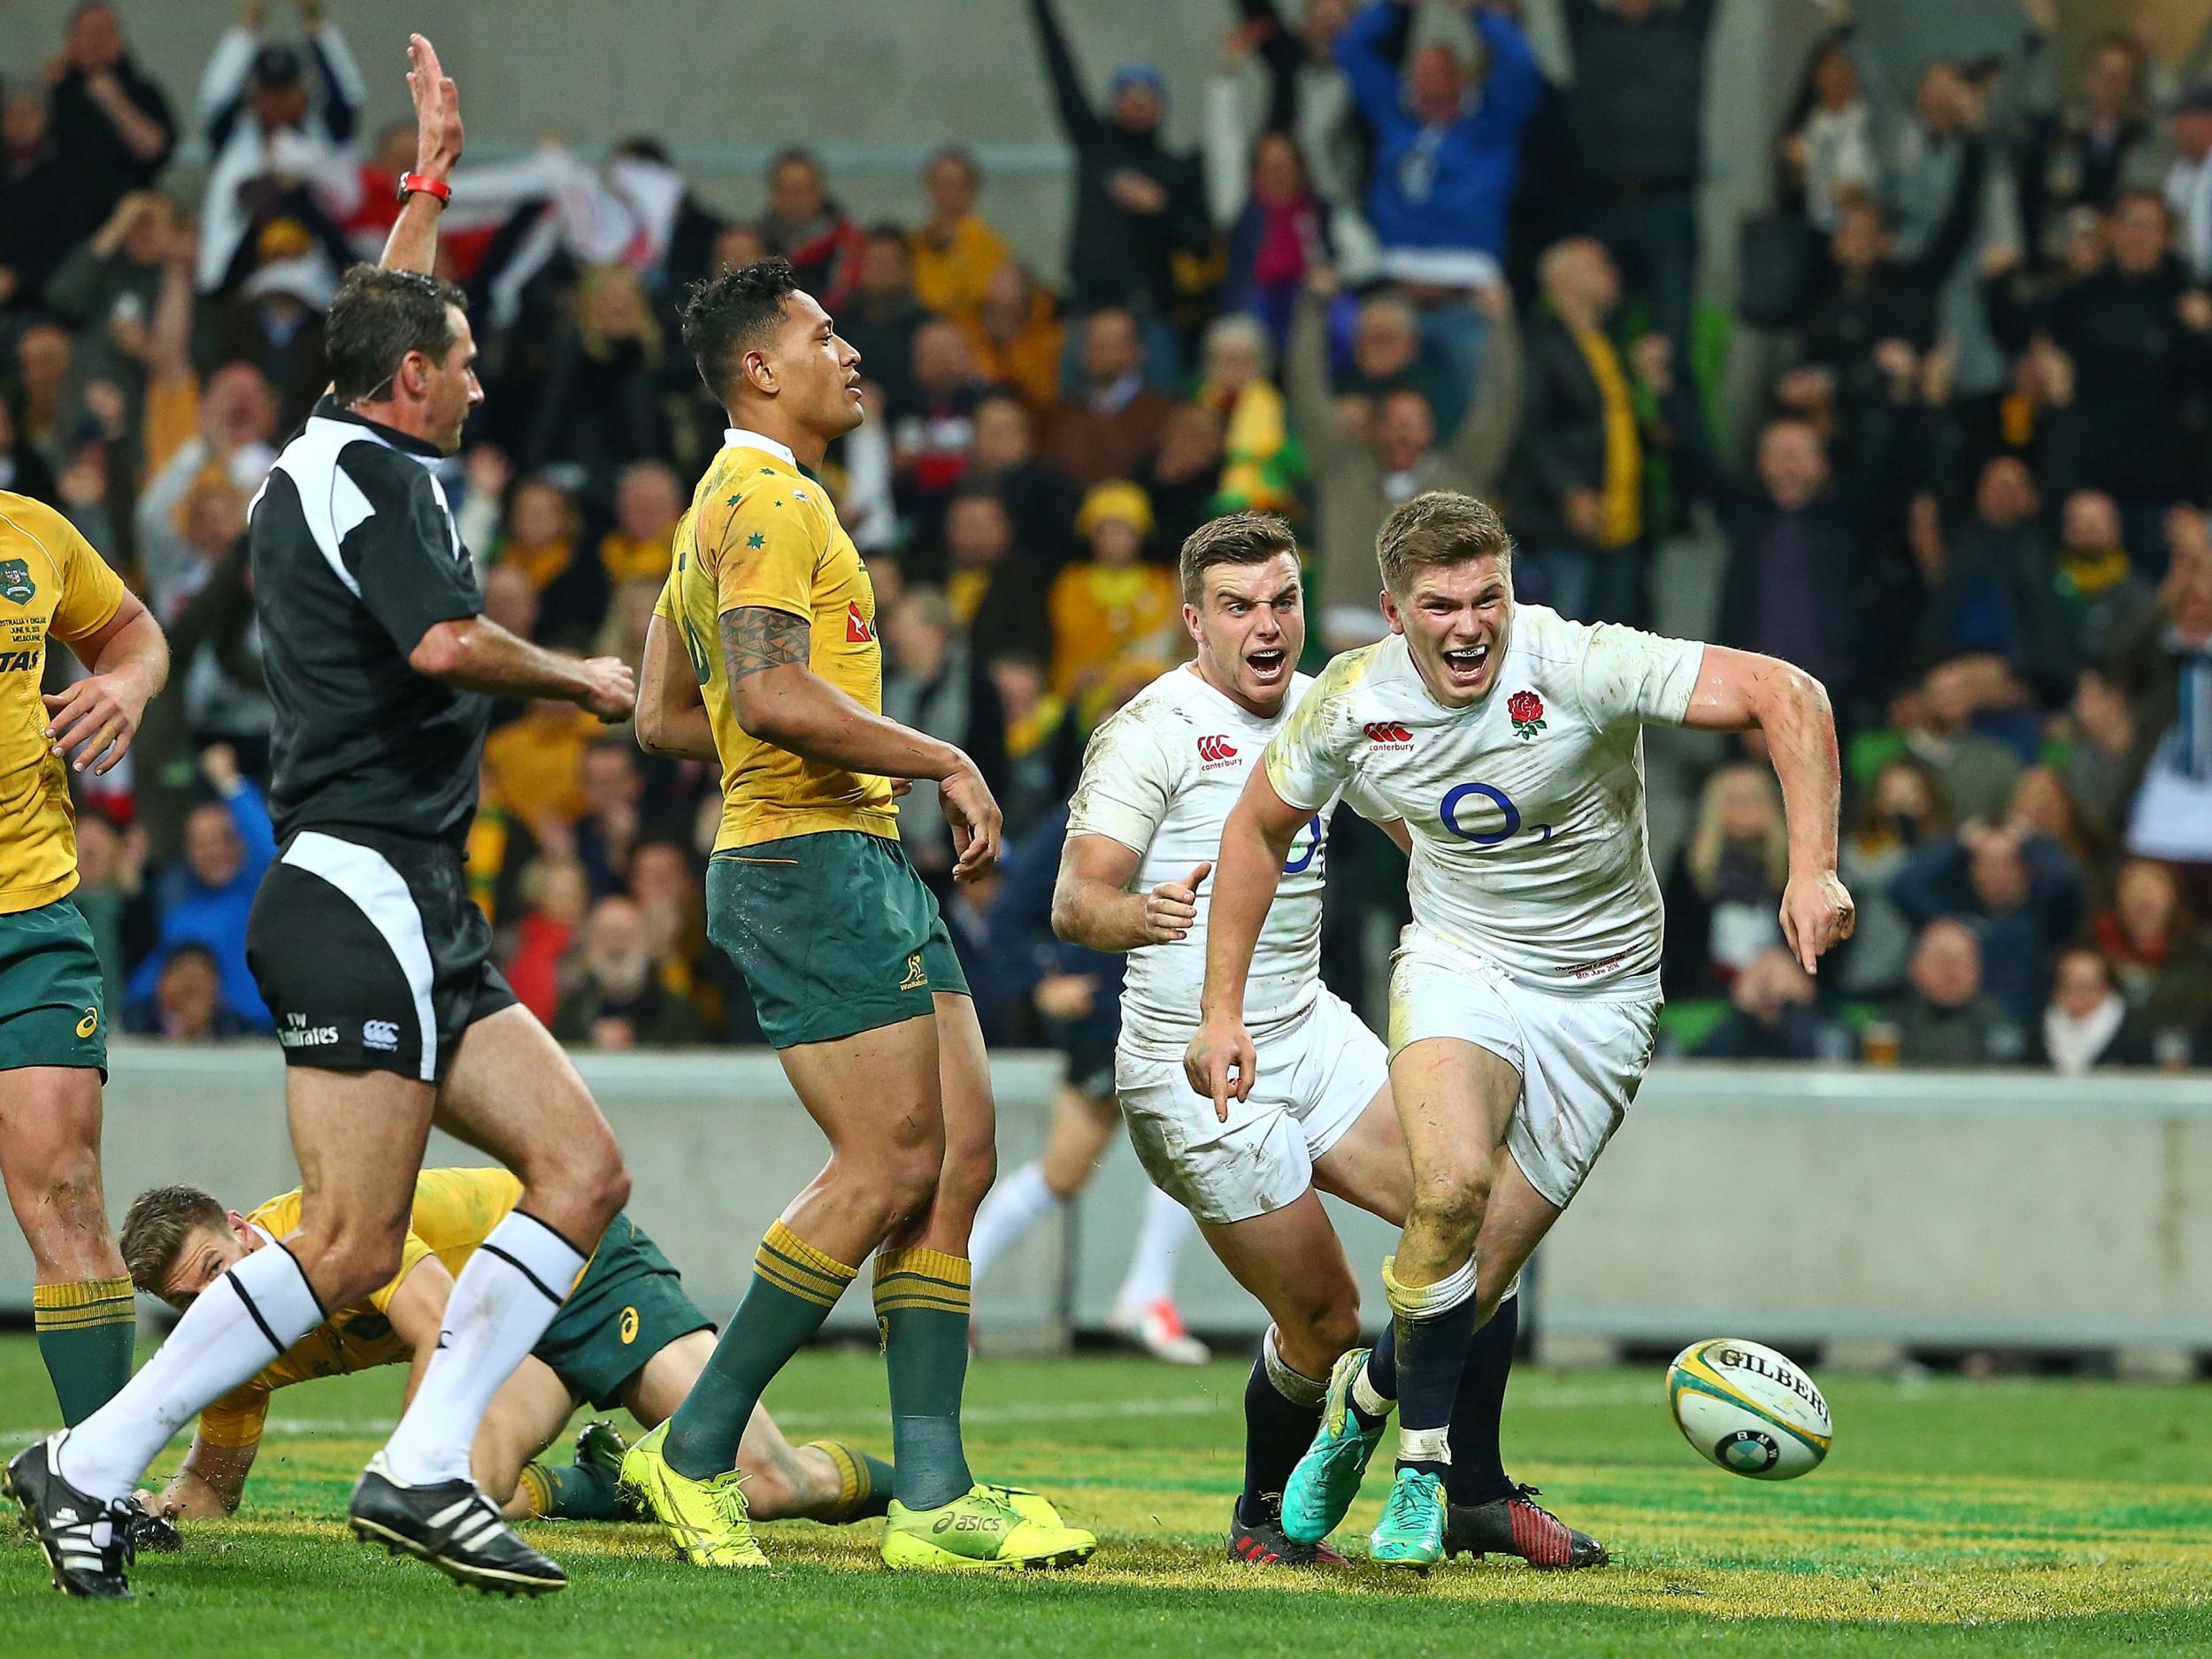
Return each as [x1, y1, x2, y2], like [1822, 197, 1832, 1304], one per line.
[195, 1170, 530, 1451]
[670, 446, 897, 851]
[0, 492, 127, 915]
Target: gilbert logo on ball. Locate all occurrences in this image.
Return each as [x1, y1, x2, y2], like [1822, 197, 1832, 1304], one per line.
[1666, 1337, 1832, 1480]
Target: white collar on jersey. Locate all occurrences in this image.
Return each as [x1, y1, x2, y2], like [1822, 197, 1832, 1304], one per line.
[723, 427, 797, 468]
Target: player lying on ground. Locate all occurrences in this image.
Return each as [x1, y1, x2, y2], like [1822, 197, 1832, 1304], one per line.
[0, 491, 165, 1436]
[7, 37, 640, 1601]
[118, 1171, 891, 1530]
[625, 257, 1090, 1571]
[1188, 491, 1854, 1570]
[1053, 512, 1599, 1569]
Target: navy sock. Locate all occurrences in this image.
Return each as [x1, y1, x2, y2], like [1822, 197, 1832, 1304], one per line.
[1446, 1294, 1519, 1507]
[1348, 1320, 1396, 1432]
[1238, 1342, 1325, 1528]
[1391, 1279, 1479, 1479]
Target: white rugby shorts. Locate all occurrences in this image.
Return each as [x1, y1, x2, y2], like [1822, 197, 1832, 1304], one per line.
[1117, 988, 1389, 1225]
[1388, 923, 1661, 1210]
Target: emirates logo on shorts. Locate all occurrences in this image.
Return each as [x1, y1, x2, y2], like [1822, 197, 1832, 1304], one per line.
[1363, 721, 1413, 749]
[1196, 733, 1240, 768]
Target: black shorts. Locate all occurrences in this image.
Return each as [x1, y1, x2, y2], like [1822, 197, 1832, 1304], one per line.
[247, 826, 517, 1083]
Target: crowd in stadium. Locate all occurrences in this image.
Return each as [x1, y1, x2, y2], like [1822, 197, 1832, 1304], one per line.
[4, 0, 2209, 1073]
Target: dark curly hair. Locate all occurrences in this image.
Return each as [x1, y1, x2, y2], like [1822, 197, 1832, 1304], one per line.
[680, 257, 802, 405]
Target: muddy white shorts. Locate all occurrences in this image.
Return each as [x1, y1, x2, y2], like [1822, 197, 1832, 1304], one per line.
[1388, 924, 1661, 1210]
[1117, 988, 1390, 1225]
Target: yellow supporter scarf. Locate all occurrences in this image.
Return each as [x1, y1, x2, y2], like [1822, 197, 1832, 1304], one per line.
[1572, 328, 1642, 549]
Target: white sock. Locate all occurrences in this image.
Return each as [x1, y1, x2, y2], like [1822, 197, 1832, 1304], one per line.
[1114, 1185, 1196, 1312]
[57, 1241, 325, 1498]
[381, 1210, 586, 1486]
[967, 1161, 1057, 1285]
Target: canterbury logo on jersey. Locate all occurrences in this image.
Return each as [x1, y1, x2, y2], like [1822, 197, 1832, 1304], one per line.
[847, 601, 875, 643]
[1195, 733, 1239, 765]
[1363, 722, 1413, 748]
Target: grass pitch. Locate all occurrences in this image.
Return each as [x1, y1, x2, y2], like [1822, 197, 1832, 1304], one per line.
[3, 1334, 2208, 1655]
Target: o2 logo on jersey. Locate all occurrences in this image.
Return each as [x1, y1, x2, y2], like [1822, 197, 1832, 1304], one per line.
[1283, 817, 1324, 873]
[1438, 782, 1552, 847]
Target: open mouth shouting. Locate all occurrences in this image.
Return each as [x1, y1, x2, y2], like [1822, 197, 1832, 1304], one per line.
[1245, 645, 1289, 689]
[1440, 640, 1494, 695]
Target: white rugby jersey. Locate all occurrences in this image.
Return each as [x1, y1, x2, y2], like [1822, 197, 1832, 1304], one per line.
[1067, 664, 1390, 1056]
[1264, 605, 1704, 993]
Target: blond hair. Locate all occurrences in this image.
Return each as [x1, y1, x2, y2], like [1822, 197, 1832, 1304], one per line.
[1373, 491, 1512, 595]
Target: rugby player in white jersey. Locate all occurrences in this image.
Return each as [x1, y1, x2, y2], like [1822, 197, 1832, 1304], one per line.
[1187, 492, 1855, 1569]
[1054, 513, 1604, 1570]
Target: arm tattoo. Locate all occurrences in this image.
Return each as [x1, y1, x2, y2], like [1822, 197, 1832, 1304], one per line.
[719, 606, 810, 683]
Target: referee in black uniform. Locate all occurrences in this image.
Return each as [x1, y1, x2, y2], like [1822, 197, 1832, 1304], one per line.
[10, 39, 632, 1601]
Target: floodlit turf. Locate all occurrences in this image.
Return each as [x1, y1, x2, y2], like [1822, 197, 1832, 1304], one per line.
[3, 1335, 2208, 1655]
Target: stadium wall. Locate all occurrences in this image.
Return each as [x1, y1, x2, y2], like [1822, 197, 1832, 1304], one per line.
[11, 1044, 2208, 1374]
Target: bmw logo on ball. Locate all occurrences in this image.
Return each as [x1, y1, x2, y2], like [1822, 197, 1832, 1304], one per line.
[1719, 1429, 1781, 1473]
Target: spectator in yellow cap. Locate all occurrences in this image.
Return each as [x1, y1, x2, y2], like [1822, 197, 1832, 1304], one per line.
[1050, 480, 1179, 701]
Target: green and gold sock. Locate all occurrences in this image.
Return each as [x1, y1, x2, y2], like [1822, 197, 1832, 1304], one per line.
[518, 1458, 629, 1521]
[873, 1247, 976, 1512]
[34, 1277, 135, 1426]
[664, 1221, 856, 1481]
[808, 1439, 896, 1523]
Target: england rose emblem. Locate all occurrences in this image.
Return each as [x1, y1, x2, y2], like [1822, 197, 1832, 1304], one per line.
[1507, 689, 1546, 741]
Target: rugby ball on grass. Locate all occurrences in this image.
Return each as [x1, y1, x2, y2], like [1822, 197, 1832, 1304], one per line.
[1666, 1337, 1832, 1479]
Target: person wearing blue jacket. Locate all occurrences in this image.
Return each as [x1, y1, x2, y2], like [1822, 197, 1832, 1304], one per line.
[127, 743, 274, 1031]
[1335, 0, 1543, 291]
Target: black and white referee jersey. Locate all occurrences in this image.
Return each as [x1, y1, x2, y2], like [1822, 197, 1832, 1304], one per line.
[248, 395, 490, 847]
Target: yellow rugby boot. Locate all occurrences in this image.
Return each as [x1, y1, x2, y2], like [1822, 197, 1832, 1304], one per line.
[880, 1482, 1096, 1571]
[618, 1422, 767, 1568]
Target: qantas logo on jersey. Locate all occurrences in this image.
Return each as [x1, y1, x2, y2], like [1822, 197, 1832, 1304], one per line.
[1196, 734, 1240, 767]
[847, 601, 875, 644]
[0, 649, 44, 672]
[1363, 721, 1413, 749]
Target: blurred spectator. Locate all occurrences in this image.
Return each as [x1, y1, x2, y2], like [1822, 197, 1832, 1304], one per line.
[12, 322, 80, 479]
[1891, 818, 2085, 1025]
[0, 400, 56, 508]
[73, 814, 153, 1022]
[1040, 309, 1179, 489]
[137, 465, 248, 626]
[524, 265, 674, 487]
[1289, 273, 1517, 649]
[1776, 27, 1886, 235]
[1025, 0, 1210, 380]
[1912, 456, 2070, 699]
[2052, 488, 2156, 662]
[1195, 313, 1301, 518]
[1555, 0, 1720, 352]
[2110, 539, 2212, 895]
[127, 745, 275, 1033]
[2092, 858, 2211, 1029]
[627, 839, 717, 1025]
[1694, 945, 1849, 1063]
[2008, 764, 2103, 877]
[46, 4, 177, 209]
[209, 245, 330, 433]
[910, 146, 1013, 325]
[0, 86, 93, 315]
[598, 460, 683, 588]
[554, 895, 705, 1049]
[883, 587, 1010, 882]
[126, 943, 250, 1041]
[2061, 664, 2139, 849]
[170, 534, 273, 759]
[2030, 943, 2133, 1074]
[761, 148, 865, 316]
[963, 394, 1080, 572]
[575, 740, 645, 898]
[195, 2, 364, 296]
[1217, 0, 1365, 214]
[2166, 84, 2212, 284]
[1663, 763, 1789, 997]
[45, 190, 177, 411]
[1888, 918, 2024, 1066]
[483, 699, 600, 833]
[1144, 402, 1229, 558]
[1050, 481, 1179, 704]
[1338, 284, 1465, 435]
[1987, 194, 2211, 558]
[504, 856, 589, 1026]
[1891, 657, 2025, 823]
[2016, 24, 2164, 265]
[1210, 111, 1334, 350]
[988, 646, 1080, 841]
[1838, 754, 1952, 999]
[496, 476, 605, 648]
[1893, 58, 2022, 405]
[958, 264, 1066, 415]
[841, 227, 933, 413]
[890, 319, 991, 530]
[1336, 0, 1540, 295]
[938, 491, 1048, 672]
[1513, 238, 1653, 624]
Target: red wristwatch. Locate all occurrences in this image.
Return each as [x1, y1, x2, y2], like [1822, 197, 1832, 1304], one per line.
[396, 172, 452, 208]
